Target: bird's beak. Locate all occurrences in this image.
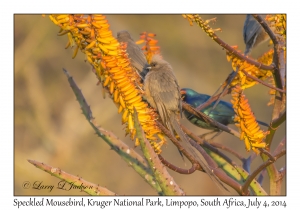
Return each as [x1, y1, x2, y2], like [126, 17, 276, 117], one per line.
[180, 89, 186, 95]
[146, 66, 151, 70]
[180, 89, 186, 100]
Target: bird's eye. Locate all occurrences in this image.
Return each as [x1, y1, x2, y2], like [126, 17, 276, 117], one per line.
[151, 62, 157, 67]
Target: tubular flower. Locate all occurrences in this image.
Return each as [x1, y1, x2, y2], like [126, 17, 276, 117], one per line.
[257, 49, 276, 106]
[267, 75, 286, 111]
[266, 14, 286, 40]
[49, 14, 166, 153]
[257, 49, 274, 65]
[267, 78, 276, 106]
[182, 14, 221, 39]
[136, 32, 160, 63]
[226, 46, 273, 89]
[231, 86, 269, 154]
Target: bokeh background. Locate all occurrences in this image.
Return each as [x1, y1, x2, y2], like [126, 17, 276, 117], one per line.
[14, 14, 286, 195]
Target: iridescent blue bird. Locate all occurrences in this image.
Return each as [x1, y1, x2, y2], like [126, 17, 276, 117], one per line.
[243, 14, 270, 55]
[181, 88, 268, 137]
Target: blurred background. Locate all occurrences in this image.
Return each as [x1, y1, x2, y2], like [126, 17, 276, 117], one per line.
[14, 14, 285, 195]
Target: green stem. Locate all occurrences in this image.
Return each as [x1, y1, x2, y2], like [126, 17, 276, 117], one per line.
[28, 159, 116, 195]
[63, 68, 163, 194]
[133, 109, 185, 195]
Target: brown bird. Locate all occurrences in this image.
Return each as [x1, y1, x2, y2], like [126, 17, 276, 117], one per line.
[144, 55, 227, 191]
[144, 54, 182, 133]
[117, 30, 149, 80]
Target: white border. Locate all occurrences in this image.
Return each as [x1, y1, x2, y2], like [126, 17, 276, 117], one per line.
[2, 0, 296, 209]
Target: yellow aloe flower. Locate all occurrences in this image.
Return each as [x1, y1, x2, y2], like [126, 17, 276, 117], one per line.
[48, 14, 166, 153]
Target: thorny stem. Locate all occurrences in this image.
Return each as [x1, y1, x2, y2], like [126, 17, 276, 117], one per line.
[28, 159, 116, 195]
[208, 142, 244, 161]
[241, 69, 285, 93]
[265, 111, 285, 149]
[270, 111, 286, 132]
[260, 110, 285, 195]
[158, 155, 197, 174]
[259, 149, 275, 162]
[218, 41, 274, 71]
[261, 111, 286, 193]
[156, 121, 204, 172]
[181, 125, 246, 194]
[273, 137, 286, 157]
[133, 109, 184, 195]
[189, 15, 275, 71]
[241, 149, 286, 195]
[63, 68, 163, 193]
[253, 15, 285, 123]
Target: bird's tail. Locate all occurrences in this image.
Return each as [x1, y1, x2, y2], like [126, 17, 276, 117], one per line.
[169, 113, 189, 144]
[169, 113, 229, 192]
[257, 120, 269, 127]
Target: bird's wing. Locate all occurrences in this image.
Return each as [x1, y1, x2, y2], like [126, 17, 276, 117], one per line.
[154, 99, 172, 130]
[147, 70, 180, 128]
[243, 14, 262, 45]
[117, 31, 148, 79]
[202, 101, 235, 124]
[126, 40, 148, 74]
[206, 102, 235, 117]
[175, 79, 182, 118]
[149, 70, 180, 113]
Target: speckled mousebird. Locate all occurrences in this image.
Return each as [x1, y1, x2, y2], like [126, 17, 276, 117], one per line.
[117, 30, 149, 81]
[144, 55, 228, 192]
